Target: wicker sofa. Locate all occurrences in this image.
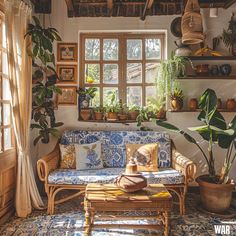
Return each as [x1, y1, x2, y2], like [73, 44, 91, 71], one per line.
[37, 130, 196, 215]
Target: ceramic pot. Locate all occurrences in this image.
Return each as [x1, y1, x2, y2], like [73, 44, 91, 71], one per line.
[210, 65, 219, 76]
[114, 159, 147, 193]
[80, 109, 91, 121]
[118, 114, 128, 121]
[189, 98, 198, 110]
[128, 111, 139, 120]
[196, 175, 235, 213]
[195, 64, 209, 76]
[217, 98, 222, 109]
[226, 98, 236, 110]
[174, 40, 192, 56]
[107, 112, 118, 120]
[94, 112, 103, 120]
[171, 98, 183, 111]
[156, 107, 166, 120]
[220, 64, 232, 76]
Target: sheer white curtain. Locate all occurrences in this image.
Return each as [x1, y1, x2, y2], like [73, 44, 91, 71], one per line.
[4, 0, 44, 217]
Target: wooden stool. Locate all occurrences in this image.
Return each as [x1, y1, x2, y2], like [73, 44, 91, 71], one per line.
[84, 183, 173, 236]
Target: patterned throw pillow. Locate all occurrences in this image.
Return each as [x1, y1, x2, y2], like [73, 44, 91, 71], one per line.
[75, 142, 103, 170]
[126, 143, 158, 172]
[59, 144, 76, 169]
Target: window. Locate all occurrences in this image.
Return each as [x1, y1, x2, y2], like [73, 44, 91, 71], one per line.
[80, 33, 165, 107]
[0, 15, 14, 152]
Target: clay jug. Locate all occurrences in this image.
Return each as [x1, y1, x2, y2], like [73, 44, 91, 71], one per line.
[189, 98, 198, 110]
[174, 40, 192, 56]
[226, 99, 236, 110]
[114, 158, 147, 193]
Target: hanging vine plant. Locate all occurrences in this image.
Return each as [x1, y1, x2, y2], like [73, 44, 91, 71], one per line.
[25, 16, 64, 145]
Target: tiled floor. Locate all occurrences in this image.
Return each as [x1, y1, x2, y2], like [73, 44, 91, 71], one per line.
[0, 193, 236, 236]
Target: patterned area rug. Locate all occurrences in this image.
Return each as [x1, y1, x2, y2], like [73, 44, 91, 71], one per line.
[0, 193, 236, 236]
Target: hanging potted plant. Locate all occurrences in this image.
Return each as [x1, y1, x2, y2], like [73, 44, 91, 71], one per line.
[25, 16, 64, 145]
[156, 88, 236, 213]
[221, 14, 236, 56]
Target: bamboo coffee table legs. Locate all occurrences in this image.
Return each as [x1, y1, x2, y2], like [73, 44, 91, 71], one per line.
[163, 211, 169, 236]
[84, 200, 92, 236]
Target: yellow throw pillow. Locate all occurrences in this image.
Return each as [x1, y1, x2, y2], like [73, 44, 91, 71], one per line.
[126, 143, 158, 172]
[59, 144, 76, 169]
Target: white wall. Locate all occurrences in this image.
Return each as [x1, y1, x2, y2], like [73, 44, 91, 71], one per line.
[32, 0, 236, 185]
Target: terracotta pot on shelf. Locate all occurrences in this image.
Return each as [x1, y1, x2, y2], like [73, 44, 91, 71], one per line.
[217, 98, 222, 109]
[195, 64, 209, 76]
[188, 98, 198, 111]
[107, 112, 118, 120]
[94, 112, 103, 120]
[171, 98, 183, 111]
[80, 109, 91, 121]
[226, 98, 236, 110]
[128, 111, 139, 120]
[196, 175, 235, 213]
[156, 107, 166, 120]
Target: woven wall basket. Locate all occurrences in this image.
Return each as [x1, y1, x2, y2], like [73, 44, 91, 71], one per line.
[181, 0, 204, 45]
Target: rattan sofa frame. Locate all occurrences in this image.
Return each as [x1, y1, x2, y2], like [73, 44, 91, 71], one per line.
[37, 141, 196, 215]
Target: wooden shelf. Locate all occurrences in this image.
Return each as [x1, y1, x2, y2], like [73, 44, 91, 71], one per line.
[78, 119, 137, 123]
[178, 76, 236, 80]
[169, 109, 236, 113]
[187, 56, 236, 61]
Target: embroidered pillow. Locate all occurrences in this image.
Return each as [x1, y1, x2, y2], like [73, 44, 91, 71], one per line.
[126, 143, 158, 172]
[75, 142, 103, 170]
[59, 144, 76, 169]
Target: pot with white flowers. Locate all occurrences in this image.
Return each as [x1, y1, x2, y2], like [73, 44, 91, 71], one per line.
[156, 88, 236, 213]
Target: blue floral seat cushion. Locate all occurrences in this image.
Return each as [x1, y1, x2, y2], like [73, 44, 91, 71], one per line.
[48, 168, 184, 185]
[60, 130, 171, 168]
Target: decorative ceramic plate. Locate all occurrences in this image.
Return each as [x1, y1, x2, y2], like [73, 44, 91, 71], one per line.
[170, 17, 182, 37]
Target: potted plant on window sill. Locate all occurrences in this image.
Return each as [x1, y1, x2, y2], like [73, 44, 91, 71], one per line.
[77, 87, 97, 121]
[128, 104, 140, 120]
[156, 88, 236, 213]
[118, 104, 129, 121]
[94, 105, 104, 121]
[104, 91, 120, 121]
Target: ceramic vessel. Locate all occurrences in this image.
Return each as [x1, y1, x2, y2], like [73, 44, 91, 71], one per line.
[80, 109, 91, 120]
[189, 98, 198, 110]
[217, 98, 222, 109]
[118, 114, 128, 121]
[94, 112, 103, 120]
[128, 111, 139, 120]
[195, 64, 209, 76]
[114, 158, 147, 193]
[107, 112, 118, 120]
[171, 98, 183, 111]
[226, 98, 236, 110]
[220, 64, 232, 76]
[174, 40, 192, 56]
[197, 175, 235, 213]
[210, 65, 219, 76]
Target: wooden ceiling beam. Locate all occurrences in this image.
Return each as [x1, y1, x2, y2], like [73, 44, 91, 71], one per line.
[224, 0, 236, 9]
[107, 0, 113, 10]
[141, 0, 154, 21]
[65, 0, 74, 17]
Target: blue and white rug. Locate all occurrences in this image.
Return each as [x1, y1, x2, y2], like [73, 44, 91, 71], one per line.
[0, 193, 236, 236]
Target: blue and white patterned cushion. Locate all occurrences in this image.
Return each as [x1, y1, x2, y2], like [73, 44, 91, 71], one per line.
[60, 130, 171, 168]
[48, 168, 184, 185]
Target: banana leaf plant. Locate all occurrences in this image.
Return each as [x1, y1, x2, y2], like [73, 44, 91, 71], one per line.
[156, 89, 236, 184]
[25, 16, 64, 145]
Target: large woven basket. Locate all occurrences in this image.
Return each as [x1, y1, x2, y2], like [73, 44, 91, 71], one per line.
[181, 0, 204, 45]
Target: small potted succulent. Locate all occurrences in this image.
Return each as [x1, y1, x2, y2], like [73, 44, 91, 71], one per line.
[128, 104, 140, 120]
[170, 87, 184, 111]
[118, 104, 129, 121]
[94, 105, 104, 121]
[105, 91, 120, 121]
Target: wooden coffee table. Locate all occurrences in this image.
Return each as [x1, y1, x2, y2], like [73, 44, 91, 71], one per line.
[84, 183, 172, 236]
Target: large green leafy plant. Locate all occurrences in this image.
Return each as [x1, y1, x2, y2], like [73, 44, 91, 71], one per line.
[222, 15, 236, 53]
[25, 16, 63, 145]
[156, 89, 236, 184]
